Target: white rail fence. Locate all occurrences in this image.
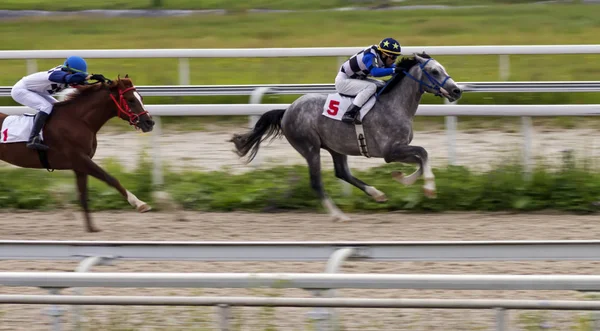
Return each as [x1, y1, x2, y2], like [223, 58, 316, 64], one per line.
[3, 81, 600, 97]
[4, 272, 600, 331]
[6, 271, 600, 294]
[5, 272, 600, 290]
[2, 45, 600, 83]
[2, 240, 600, 331]
[3, 239, 600, 262]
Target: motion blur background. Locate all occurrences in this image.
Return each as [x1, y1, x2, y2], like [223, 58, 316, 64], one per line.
[1, 1, 600, 330]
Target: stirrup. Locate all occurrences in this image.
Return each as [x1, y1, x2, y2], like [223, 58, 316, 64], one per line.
[342, 112, 358, 124]
[26, 136, 49, 151]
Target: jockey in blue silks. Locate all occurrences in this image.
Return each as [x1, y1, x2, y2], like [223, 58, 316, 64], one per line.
[335, 37, 402, 124]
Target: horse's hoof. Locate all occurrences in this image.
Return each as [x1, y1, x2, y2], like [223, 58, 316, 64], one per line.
[392, 170, 418, 186]
[374, 193, 388, 203]
[424, 188, 437, 199]
[391, 170, 403, 181]
[366, 186, 387, 203]
[332, 213, 351, 222]
[87, 226, 101, 233]
[137, 203, 152, 213]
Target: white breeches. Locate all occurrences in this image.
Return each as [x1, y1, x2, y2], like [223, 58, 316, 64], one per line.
[335, 73, 383, 107]
[11, 83, 57, 115]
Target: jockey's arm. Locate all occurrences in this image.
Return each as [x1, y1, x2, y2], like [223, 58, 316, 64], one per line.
[363, 53, 396, 77]
[48, 71, 90, 85]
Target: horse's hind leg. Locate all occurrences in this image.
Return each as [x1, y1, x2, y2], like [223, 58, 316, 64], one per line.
[327, 149, 387, 202]
[74, 171, 99, 233]
[384, 144, 436, 198]
[74, 156, 152, 213]
[286, 136, 349, 221]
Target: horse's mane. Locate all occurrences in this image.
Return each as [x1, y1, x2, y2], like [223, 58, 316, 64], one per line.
[378, 52, 432, 95]
[57, 78, 131, 107]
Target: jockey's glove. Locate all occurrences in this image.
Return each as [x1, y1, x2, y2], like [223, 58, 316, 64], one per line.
[89, 74, 107, 82]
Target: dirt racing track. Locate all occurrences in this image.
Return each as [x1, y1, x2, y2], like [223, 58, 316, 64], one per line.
[0, 211, 600, 330]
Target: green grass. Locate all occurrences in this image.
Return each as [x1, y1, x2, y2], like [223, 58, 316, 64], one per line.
[0, 0, 550, 11]
[3, 152, 600, 214]
[0, 3, 599, 131]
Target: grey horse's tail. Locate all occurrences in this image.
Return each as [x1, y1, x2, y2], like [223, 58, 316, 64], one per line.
[230, 108, 286, 163]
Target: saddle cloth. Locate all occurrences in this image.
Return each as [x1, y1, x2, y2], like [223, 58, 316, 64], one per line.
[0, 114, 43, 143]
[321, 93, 377, 122]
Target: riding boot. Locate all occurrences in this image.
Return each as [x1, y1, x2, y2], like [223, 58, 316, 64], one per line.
[341, 104, 362, 124]
[26, 112, 50, 151]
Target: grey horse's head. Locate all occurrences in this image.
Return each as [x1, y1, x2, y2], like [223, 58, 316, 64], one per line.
[412, 53, 462, 102]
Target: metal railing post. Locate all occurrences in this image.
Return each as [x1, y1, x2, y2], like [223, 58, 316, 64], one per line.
[495, 308, 507, 331]
[499, 55, 510, 81]
[26, 59, 37, 75]
[307, 247, 356, 331]
[444, 99, 458, 166]
[72, 256, 114, 331]
[217, 304, 231, 331]
[151, 115, 164, 188]
[521, 116, 533, 179]
[178, 58, 190, 85]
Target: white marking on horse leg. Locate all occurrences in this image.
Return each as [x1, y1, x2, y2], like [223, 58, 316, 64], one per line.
[322, 198, 350, 222]
[422, 160, 436, 198]
[127, 190, 152, 212]
[391, 167, 421, 186]
[365, 186, 387, 202]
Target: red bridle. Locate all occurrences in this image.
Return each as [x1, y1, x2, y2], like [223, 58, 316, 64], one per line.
[109, 87, 149, 128]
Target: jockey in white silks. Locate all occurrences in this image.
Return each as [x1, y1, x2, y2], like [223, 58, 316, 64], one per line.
[336, 37, 402, 124]
[10, 55, 104, 151]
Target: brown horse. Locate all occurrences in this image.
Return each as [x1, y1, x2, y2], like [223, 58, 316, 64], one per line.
[0, 75, 155, 232]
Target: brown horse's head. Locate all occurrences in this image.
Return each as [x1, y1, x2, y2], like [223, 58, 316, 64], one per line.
[106, 75, 155, 133]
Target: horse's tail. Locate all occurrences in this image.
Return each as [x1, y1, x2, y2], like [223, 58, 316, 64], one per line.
[230, 108, 286, 163]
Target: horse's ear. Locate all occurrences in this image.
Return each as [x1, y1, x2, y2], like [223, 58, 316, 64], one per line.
[414, 53, 425, 63]
[125, 74, 129, 78]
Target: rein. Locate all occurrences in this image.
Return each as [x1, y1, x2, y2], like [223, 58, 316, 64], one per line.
[402, 58, 451, 97]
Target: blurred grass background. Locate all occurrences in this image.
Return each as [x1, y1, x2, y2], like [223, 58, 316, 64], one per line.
[0, 1, 599, 131]
[0, 0, 573, 10]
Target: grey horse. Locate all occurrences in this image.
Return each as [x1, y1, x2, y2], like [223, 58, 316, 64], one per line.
[231, 53, 462, 221]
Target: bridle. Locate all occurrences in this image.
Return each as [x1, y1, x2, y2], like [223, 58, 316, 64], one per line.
[108, 86, 149, 127]
[403, 58, 451, 97]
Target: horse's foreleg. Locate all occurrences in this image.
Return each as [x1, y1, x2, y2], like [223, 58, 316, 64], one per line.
[328, 149, 387, 202]
[74, 156, 151, 213]
[74, 171, 99, 233]
[384, 144, 436, 198]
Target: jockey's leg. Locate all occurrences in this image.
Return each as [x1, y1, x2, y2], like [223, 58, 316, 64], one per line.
[342, 82, 377, 124]
[335, 74, 377, 124]
[27, 111, 50, 151]
[10, 86, 55, 151]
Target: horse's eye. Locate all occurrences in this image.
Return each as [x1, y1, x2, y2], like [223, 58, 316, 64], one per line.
[432, 69, 440, 76]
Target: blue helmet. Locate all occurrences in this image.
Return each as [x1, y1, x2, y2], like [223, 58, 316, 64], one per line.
[62, 56, 87, 74]
[377, 37, 401, 56]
